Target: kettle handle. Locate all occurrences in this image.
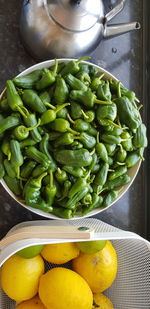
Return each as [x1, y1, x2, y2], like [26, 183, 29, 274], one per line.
[105, 0, 126, 22]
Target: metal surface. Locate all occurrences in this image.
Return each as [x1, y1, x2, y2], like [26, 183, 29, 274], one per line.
[20, 0, 140, 60]
[0, 0, 149, 239]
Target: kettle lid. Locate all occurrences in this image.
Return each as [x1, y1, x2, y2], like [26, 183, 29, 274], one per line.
[45, 0, 104, 31]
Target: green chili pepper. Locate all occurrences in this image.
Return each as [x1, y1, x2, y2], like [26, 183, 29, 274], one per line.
[105, 174, 131, 190]
[36, 60, 58, 90]
[13, 69, 42, 88]
[75, 71, 91, 84]
[40, 133, 57, 171]
[90, 75, 104, 91]
[81, 110, 95, 122]
[39, 91, 51, 104]
[54, 149, 92, 167]
[101, 134, 126, 145]
[65, 73, 88, 91]
[1, 139, 11, 160]
[56, 107, 68, 119]
[103, 190, 120, 207]
[45, 171, 56, 205]
[6, 80, 29, 118]
[52, 207, 73, 219]
[55, 168, 68, 184]
[96, 142, 108, 163]
[0, 150, 5, 179]
[54, 76, 69, 105]
[108, 166, 127, 181]
[32, 165, 48, 178]
[65, 186, 89, 209]
[79, 132, 96, 149]
[4, 175, 21, 195]
[68, 172, 90, 198]
[51, 62, 66, 73]
[0, 113, 20, 135]
[13, 120, 40, 141]
[73, 119, 90, 132]
[4, 159, 16, 178]
[21, 160, 37, 178]
[10, 140, 24, 179]
[125, 151, 141, 168]
[63, 166, 84, 178]
[115, 96, 141, 131]
[89, 65, 99, 77]
[49, 132, 62, 141]
[105, 144, 116, 156]
[82, 193, 92, 205]
[97, 81, 112, 101]
[70, 89, 112, 108]
[82, 193, 103, 215]
[78, 63, 90, 74]
[60, 57, 90, 76]
[58, 180, 72, 201]
[94, 163, 109, 187]
[20, 138, 37, 148]
[87, 124, 97, 136]
[25, 146, 51, 168]
[116, 148, 127, 163]
[133, 123, 148, 148]
[89, 152, 98, 172]
[70, 102, 82, 119]
[96, 103, 117, 127]
[22, 89, 47, 113]
[49, 118, 79, 134]
[110, 127, 123, 136]
[24, 113, 42, 142]
[54, 132, 79, 147]
[0, 98, 10, 112]
[121, 131, 133, 151]
[40, 103, 70, 125]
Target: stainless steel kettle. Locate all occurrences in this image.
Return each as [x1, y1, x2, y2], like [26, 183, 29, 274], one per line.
[20, 0, 140, 60]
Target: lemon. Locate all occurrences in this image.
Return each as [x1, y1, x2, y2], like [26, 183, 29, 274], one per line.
[17, 245, 45, 259]
[72, 240, 118, 293]
[41, 242, 80, 264]
[93, 293, 114, 309]
[76, 240, 107, 254]
[0, 254, 44, 302]
[39, 267, 93, 309]
[16, 295, 46, 309]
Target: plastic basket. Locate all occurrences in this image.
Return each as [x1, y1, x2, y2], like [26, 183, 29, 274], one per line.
[0, 218, 149, 309]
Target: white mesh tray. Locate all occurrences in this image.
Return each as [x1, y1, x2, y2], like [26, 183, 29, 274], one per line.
[0, 218, 149, 309]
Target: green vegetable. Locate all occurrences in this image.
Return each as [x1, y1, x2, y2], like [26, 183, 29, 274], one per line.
[63, 166, 84, 178]
[10, 140, 24, 178]
[55, 168, 68, 184]
[45, 171, 56, 206]
[36, 60, 58, 90]
[94, 163, 109, 186]
[39, 133, 57, 171]
[53, 76, 69, 104]
[22, 89, 47, 113]
[13, 70, 42, 88]
[6, 80, 29, 118]
[133, 123, 148, 148]
[65, 73, 87, 91]
[103, 190, 120, 207]
[0, 113, 20, 135]
[4, 175, 21, 195]
[24, 113, 42, 143]
[25, 146, 50, 168]
[54, 149, 92, 167]
[105, 174, 131, 190]
[21, 160, 37, 178]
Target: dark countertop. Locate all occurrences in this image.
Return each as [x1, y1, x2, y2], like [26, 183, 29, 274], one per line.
[0, 0, 149, 239]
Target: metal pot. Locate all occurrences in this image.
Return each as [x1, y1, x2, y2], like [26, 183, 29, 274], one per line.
[20, 0, 140, 60]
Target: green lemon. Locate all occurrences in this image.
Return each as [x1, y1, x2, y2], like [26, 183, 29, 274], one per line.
[76, 240, 107, 254]
[16, 245, 45, 259]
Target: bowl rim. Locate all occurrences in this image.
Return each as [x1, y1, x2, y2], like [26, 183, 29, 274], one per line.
[0, 58, 141, 220]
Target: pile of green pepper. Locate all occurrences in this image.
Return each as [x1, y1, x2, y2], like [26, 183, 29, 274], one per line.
[0, 57, 148, 219]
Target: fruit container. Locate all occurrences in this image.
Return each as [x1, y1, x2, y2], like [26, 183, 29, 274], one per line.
[0, 218, 149, 309]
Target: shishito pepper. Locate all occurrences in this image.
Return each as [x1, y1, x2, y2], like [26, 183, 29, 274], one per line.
[55, 168, 68, 184]
[96, 133, 108, 163]
[133, 123, 148, 148]
[70, 89, 112, 108]
[13, 120, 40, 141]
[97, 80, 112, 101]
[39, 90, 51, 104]
[13, 69, 42, 89]
[22, 89, 47, 114]
[60, 57, 90, 76]
[96, 103, 117, 127]
[94, 163, 109, 187]
[53, 75, 69, 105]
[62, 166, 84, 178]
[24, 113, 42, 143]
[4, 175, 21, 195]
[65, 73, 88, 91]
[115, 96, 141, 131]
[108, 166, 127, 181]
[1, 138, 11, 160]
[40, 103, 70, 125]
[0, 113, 20, 135]
[49, 118, 79, 134]
[81, 110, 95, 123]
[70, 102, 82, 119]
[40, 133, 57, 171]
[6, 80, 29, 118]
[4, 159, 16, 178]
[90, 74, 104, 91]
[79, 132, 96, 149]
[64, 186, 89, 209]
[53, 132, 79, 147]
[36, 59, 58, 90]
[25, 146, 51, 168]
[121, 131, 133, 151]
[45, 171, 56, 206]
[82, 193, 103, 215]
[24, 172, 53, 212]
[105, 174, 131, 190]
[125, 151, 141, 168]
[52, 207, 73, 219]
[20, 138, 37, 148]
[103, 189, 120, 207]
[68, 171, 90, 199]
[54, 149, 92, 167]
[20, 160, 37, 178]
[10, 140, 24, 179]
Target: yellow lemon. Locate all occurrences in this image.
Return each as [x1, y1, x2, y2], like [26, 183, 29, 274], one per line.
[16, 295, 46, 309]
[39, 267, 93, 309]
[93, 293, 114, 309]
[72, 240, 117, 293]
[41, 242, 79, 264]
[0, 254, 44, 302]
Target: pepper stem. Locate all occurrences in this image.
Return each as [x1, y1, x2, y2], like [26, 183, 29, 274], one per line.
[94, 99, 112, 105]
[49, 171, 53, 186]
[116, 161, 125, 165]
[81, 109, 89, 120]
[67, 113, 75, 124]
[76, 56, 91, 64]
[138, 104, 143, 111]
[96, 132, 100, 144]
[34, 172, 47, 187]
[52, 59, 58, 75]
[68, 127, 80, 135]
[117, 81, 121, 98]
[56, 103, 70, 113]
[27, 118, 41, 131]
[107, 120, 121, 128]
[44, 102, 56, 110]
[17, 105, 29, 118]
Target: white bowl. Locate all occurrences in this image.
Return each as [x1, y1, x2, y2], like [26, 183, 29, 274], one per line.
[0, 59, 141, 219]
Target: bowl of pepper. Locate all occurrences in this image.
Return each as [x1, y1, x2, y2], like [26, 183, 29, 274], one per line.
[0, 58, 148, 219]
